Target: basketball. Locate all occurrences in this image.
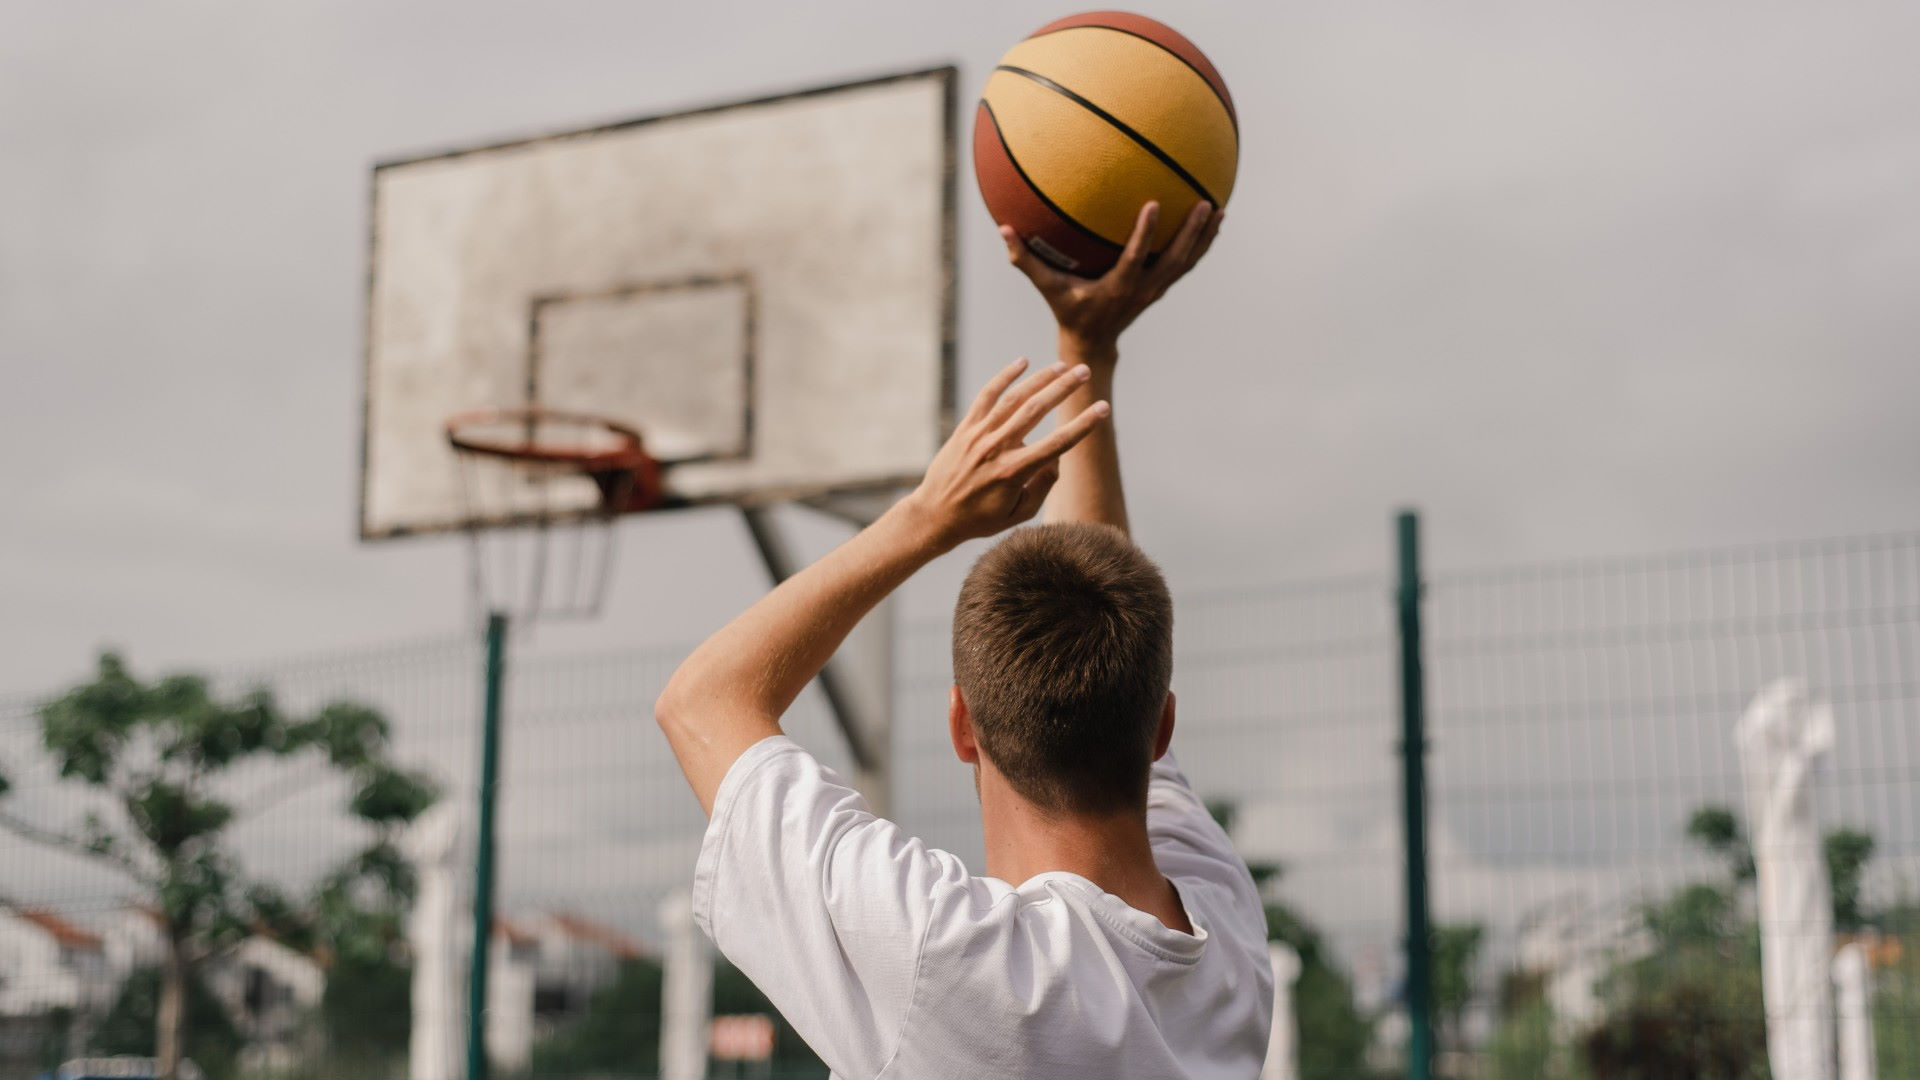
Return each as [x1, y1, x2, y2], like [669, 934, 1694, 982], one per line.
[974, 11, 1238, 277]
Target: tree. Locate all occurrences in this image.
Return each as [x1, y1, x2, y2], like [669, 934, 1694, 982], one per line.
[1684, 806, 1754, 885]
[1208, 799, 1380, 1080]
[0, 653, 438, 1080]
[1686, 804, 1877, 930]
[529, 958, 665, 1076]
[1583, 977, 1767, 1080]
[318, 946, 413, 1068]
[1432, 922, 1485, 1059]
[529, 956, 835, 1078]
[91, 966, 244, 1080]
[1577, 805, 1885, 1078]
[1823, 828, 1874, 933]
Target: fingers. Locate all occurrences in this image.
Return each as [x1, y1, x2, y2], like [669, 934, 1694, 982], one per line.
[979, 359, 1074, 432]
[1190, 208, 1224, 265]
[1109, 202, 1159, 282]
[1000, 225, 1070, 292]
[1005, 400, 1110, 478]
[1010, 464, 1061, 524]
[988, 362, 1091, 446]
[1150, 201, 1213, 284]
[962, 357, 1029, 426]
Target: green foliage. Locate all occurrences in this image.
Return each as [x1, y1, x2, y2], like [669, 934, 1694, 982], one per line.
[1210, 794, 1379, 1080]
[1563, 811, 1773, 1076]
[530, 957, 832, 1077]
[1824, 828, 1875, 932]
[1873, 903, 1920, 1080]
[91, 966, 245, 1080]
[350, 763, 442, 825]
[1686, 804, 1879, 931]
[32, 1006, 77, 1075]
[1286, 939, 1379, 1080]
[1582, 977, 1768, 1080]
[1483, 999, 1588, 1080]
[1685, 805, 1755, 884]
[1432, 922, 1484, 1052]
[1647, 882, 1737, 946]
[1565, 804, 1898, 1078]
[0, 651, 441, 1077]
[713, 959, 830, 1076]
[320, 949, 413, 1066]
[530, 958, 666, 1076]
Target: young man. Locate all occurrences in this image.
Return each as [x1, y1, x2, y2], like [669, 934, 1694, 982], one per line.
[657, 200, 1271, 1078]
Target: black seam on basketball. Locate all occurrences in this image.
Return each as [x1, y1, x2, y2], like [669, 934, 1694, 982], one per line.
[1023, 24, 1238, 135]
[979, 99, 1124, 256]
[994, 65, 1219, 207]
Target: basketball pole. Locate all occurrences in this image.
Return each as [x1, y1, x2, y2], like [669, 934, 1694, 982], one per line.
[467, 611, 508, 1080]
[741, 505, 893, 816]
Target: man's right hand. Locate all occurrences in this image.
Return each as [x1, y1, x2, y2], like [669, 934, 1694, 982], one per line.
[1000, 201, 1221, 536]
[999, 200, 1223, 359]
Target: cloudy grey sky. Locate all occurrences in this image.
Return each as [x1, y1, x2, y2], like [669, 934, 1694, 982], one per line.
[5, 4, 1920, 1002]
[4, 2, 1918, 690]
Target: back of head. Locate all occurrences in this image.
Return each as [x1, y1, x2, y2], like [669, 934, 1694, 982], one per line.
[952, 522, 1173, 816]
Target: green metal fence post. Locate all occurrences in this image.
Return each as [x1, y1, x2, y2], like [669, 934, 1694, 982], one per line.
[1395, 511, 1434, 1080]
[467, 611, 508, 1080]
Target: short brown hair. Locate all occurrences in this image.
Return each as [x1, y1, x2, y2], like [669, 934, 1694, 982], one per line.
[952, 522, 1173, 815]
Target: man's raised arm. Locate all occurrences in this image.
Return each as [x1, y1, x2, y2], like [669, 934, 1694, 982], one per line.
[999, 200, 1222, 534]
[656, 359, 1109, 813]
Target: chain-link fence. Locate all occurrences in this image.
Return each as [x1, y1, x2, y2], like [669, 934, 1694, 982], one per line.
[2, 531, 1915, 1079]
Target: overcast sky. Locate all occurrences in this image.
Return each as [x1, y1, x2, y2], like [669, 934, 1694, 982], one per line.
[5, 4, 1920, 1000]
[4, 2, 1918, 690]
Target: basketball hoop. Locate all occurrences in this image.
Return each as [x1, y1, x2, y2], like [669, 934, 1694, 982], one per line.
[444, 408, 664, 622]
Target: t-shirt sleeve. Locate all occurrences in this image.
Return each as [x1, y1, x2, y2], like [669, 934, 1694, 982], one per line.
[693, 735, 967, 1080]
[1146, 751, 1268, 942]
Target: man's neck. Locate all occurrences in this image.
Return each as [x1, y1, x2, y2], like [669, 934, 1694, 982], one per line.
[978, 766, 1192, 935]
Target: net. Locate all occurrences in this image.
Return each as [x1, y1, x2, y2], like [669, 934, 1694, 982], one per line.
[444, 408, 662, 623]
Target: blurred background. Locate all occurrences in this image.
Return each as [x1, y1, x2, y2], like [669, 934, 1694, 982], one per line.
[3, 2, 1917, 1078]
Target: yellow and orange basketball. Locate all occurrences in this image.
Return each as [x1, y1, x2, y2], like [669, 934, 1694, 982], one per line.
[974, 11, 1238, 277]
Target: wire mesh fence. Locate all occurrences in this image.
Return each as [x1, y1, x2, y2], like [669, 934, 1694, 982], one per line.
[1422, 533, 1920, 1080]
[0, 530, 1915, 1078]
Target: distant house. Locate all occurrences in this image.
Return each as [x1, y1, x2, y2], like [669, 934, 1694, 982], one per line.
[472, 911, 651, 1071]
[488, 919, 540, 1072]
[0, 904, 113, 1066]
[522, 912, 649, 1018]
[1516, 896, 1653, 1030]
[93, 907, 167, 989]
[0, 904, 112, 1017]
[202, 935, 326, 1071]
[46, 905, 326, 1069]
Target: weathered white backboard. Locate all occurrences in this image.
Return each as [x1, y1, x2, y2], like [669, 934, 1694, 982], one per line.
[360, 68, 956, 540]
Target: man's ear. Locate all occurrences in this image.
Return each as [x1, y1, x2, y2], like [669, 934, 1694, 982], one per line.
[949, 685, 980, 764]
[1151, 690, 1176, 761]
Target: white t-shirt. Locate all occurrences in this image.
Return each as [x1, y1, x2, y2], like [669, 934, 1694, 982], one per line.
[693, 735, 1274, 1079]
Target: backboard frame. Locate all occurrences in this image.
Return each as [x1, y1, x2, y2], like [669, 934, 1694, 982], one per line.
[357, 65, 959, 542]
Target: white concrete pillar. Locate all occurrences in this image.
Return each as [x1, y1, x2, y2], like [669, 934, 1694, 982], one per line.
[402, 805, 466, 1080]
[659, 889, 713, 1080]
[1261, 941, 1302, 1080]
[1833, 941, 1876, 1080]
[1737, 679, 1836, 1080]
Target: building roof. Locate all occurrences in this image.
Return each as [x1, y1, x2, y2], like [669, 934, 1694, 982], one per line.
[10, 907, 104, 950]
[545, 912, 646, 960]
[493, 917, 537, 948]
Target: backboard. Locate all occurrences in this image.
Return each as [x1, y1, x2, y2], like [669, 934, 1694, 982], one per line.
[360, 67, 957, 540]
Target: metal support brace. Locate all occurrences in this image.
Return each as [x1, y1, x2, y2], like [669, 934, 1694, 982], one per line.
[741, 505, 895, 817]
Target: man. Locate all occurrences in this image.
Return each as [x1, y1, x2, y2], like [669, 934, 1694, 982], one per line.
[657, 200, 1271, 1078]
